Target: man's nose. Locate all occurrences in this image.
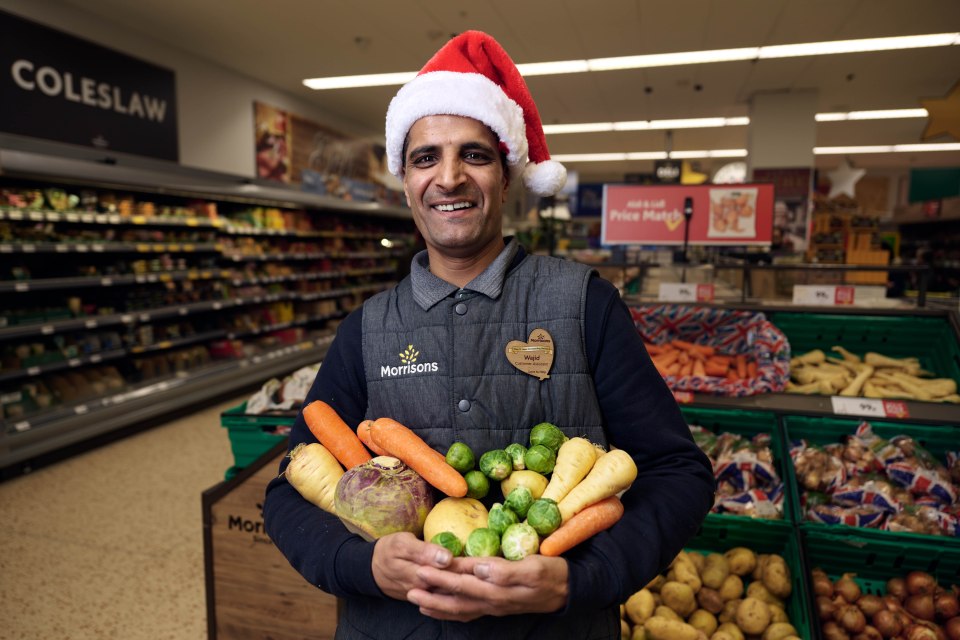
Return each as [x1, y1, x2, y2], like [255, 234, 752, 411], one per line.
[435, 156, 466, 190]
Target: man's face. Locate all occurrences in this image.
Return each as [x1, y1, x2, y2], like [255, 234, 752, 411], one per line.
[402, 115, 509, 260]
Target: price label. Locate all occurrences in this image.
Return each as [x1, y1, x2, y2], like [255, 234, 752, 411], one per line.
[85, 319, 99, 329]
[831, 397, 910, 419]
[100, 278, 113, 287]
[15, 282, 30, 292]
[793, 285, 856, 306]
[658, 283, 715, 302]
[22, 244, 35, 253]
[14, 420, 31, 432]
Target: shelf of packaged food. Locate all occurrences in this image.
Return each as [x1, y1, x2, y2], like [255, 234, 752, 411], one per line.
[226, 266, 393, 286]
[0, 334, 334, 473]
[0, 348, 128, 385]
[221, 249, 406, 262]
[0, 207, 220, 228]
[0, 241, 221, 254]
[0, 268, 231, 294]
[225, 311, 346, 340]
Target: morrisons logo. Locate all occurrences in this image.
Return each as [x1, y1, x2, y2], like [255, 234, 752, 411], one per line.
[381, 344, 439, 378]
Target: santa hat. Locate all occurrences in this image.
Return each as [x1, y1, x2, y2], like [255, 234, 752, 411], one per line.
[385, 31, 566, 196]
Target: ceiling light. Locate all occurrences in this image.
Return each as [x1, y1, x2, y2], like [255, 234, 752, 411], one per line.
[551, 153, 631, 162]
[815, 109, 928, 121]
[669, 149, 748, 158]
[303, 33, 959, 89]
[541, 122, 615, 134]
[554, 144, 958, 162]
[814, 143, 960, 154]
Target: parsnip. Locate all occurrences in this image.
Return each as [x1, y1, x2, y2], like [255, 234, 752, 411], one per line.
[839, 364, 874, 397]
[285, 442, 344, 514]
[887, 372, 957, 397]
[864, 352, 920, 368]
[789, 349, 825, 367]
[831, 346, 861, 363]
[557, 449, 637, 523]
[541, 437, 598, 503]
[785, 380, 821, 394]
[875, 371, 932, 401]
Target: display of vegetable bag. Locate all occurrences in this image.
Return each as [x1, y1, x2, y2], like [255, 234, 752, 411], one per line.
[630, 304, 790, 396]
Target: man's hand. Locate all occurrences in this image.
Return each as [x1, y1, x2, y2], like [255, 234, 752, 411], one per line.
[406, 554, 569, 622]
[371, 532, 454, 601]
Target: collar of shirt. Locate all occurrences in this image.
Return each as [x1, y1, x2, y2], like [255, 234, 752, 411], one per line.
[410, 237, 524, 310]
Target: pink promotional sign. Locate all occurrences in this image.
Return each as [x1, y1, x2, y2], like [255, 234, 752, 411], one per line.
[602, 183, 775, 246]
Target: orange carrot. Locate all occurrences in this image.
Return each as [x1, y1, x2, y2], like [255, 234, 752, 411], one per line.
[680, 361, 693, 377]
[644, 343, 664, 355]
[704, 362, 728, 377]
[747, 361, 758, 379]
[357, 419, 389, 456]
[677, 351, 690, 365]
[726, 370, 739, 381]
[671, 340, 716, 356]
[665, 363, 681, 376]
[370, 417, 468, 497]
[707, 355, 732, 368]
[693, 359, 706, 377]
[540, 496, 624, 557]
[302, 401, 372, 469]
[736, 354, 748, 379]
[652, 350, 679, 368]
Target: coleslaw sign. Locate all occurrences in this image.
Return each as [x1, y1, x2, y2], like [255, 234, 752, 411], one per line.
[602, 183, 775, 246]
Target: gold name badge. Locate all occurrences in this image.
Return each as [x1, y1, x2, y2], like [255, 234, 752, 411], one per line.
[505, 328, 554, 381]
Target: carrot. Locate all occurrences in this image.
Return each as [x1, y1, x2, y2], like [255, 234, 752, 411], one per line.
[644, 343, 664, 355]
[665, 363, 681, 376]
[652, 350, 679, 368]
[726, 370, 739, 381]
[708, 355, 732, 368]
[692, 359, 706, 377]
[747, 361, 758, 379]
[302, 401, 372, 469]
[370, 417, 468, 497]
[704, 361, 728, 377]
[671, 340, 716, 357]
[540, 496, 625, 557]
[357, 419, 389, 456]
[679, 361, 693, 377]
[736, 354, 748, 379]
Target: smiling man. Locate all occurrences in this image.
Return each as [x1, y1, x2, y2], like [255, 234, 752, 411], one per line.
[264, 31, 714, 640]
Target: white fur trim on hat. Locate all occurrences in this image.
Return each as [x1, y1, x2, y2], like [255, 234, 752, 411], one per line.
[385, 71, 527, 179]
[523, 160, 568, 197]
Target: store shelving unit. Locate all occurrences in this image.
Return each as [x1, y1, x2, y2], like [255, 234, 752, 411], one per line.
[0, 147, 414, 475]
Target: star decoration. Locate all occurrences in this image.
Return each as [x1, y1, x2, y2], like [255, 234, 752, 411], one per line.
[827, 159, 865, 200]
[920, 80, 960, 142]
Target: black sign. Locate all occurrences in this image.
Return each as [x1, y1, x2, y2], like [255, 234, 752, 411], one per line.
[0, 10, 178, 161]
[654, 160, 681, 184]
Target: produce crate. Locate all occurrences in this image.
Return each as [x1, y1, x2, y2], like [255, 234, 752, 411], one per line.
[680, 407, 796, 524]
[767, 311, 960, 383]
[782, 414, 960, 546]
[220, 402, 295, 471]
[687, 517, 812, 640]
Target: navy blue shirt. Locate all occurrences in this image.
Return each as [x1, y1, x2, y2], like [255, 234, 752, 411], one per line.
[263, 246, 714, 614]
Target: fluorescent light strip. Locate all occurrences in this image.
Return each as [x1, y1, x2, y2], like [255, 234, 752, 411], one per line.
[303, 33, 959, 89]
[815, 109, 928, 121]
[554, 144, 959, 162]
[814, 143, 960, 154]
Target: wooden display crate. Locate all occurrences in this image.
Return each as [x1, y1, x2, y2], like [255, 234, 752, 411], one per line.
[203, 442, 339, 639]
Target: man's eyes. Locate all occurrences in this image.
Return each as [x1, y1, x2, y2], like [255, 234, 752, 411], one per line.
[408, 151, 493, 165]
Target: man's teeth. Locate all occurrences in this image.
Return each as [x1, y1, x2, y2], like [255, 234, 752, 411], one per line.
[435, 202, 474, 212]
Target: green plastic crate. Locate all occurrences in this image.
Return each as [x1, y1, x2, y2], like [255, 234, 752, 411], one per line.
[220, 402, 295, 469]
[783, 414, 960, 546]
[687, 517, 812, 640]
[680, 407, 795, 524]
[768, 311, 960, 383]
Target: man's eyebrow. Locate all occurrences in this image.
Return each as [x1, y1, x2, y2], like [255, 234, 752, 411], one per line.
[460, 141, 497, 154]
[406, 144, 438, 160]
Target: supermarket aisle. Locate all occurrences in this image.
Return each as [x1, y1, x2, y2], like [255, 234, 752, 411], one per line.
[1, 395, 247, 640]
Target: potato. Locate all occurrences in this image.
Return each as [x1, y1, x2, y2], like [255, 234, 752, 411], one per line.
[762, 622, 798, 640]
[716, 622, 745, 640]
[701, 553, 730, 590]
[625, 588, 656, 625]
[760, 555, 792, 599]
[746, 581, 784, 608]
[630, 624, 647, 640]
[709, 633, 736, 640]
[718, 598, 741, 624]
[735, 597, 772, 635]
[671, 552, 703, 592]
[689, 551, 706, 574]
[620, 603, 626, 619]
[696, 587, 724, 614]
[422, 497, 488, 546]
[653, 605, 682, 622]
[645, 574, 665, 592]
[724, 547, 757, 577]
[688, 609, 718, 637]
[621, 618, 631, 639]
[767, 604, 788, 624]
[660, 581, 697, 617]
[644, 617, 699, 640]
[718, 574, 743, 601]
[500, 470, 547, 500]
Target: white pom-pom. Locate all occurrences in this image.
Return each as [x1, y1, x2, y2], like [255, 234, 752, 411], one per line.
[523, 160, 567, 196]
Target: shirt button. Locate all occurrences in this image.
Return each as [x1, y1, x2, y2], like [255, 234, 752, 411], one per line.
[455, 302, 467, 315]
[457, 399, 470, 412]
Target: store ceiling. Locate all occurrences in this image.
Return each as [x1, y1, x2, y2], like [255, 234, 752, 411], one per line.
[62, 0, 960, 178]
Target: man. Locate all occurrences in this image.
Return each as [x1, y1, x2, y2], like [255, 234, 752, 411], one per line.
[264, 31, 714, 639]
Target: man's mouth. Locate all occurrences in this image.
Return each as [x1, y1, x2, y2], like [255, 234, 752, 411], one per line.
[433, 201, 475, 212]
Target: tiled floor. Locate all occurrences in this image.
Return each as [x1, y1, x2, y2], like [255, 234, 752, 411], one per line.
[1, 395, 246, 640]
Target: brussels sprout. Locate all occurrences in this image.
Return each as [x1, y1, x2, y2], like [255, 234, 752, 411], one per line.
[445, 442, 476, 474]
[501, 523, 540, 561]
[479, 449, 513, 481]
[524, 444, 557, 475]
[487, 503, 519, 537]
[529, 422, 566, 452]
[430, 531, 463, 557]
[504, 443, 527, 470]
[464, 470, 490, 499]
[465, 527, 501, 557]
[504, 485, 534, 519]
[526, 498, 562, 536]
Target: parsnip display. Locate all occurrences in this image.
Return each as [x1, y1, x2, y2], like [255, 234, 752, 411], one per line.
[786, 347, 959, 403]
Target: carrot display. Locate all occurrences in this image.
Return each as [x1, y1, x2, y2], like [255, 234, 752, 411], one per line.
[356, 419, 389, 456]
[370, 417, 468, 498]
[302, 401, 372, 469]
[540, 496, 625, 557]
[643, 339, 758, 381]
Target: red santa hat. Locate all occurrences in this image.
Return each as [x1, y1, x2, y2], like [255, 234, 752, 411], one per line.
[385, 30, 567, 196]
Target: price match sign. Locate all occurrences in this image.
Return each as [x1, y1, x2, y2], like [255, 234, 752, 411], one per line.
[658, 283, 715, 303]
[831, 397, 910, 419]
[601, 183, 775, 246]
[793, 285, 856, 306]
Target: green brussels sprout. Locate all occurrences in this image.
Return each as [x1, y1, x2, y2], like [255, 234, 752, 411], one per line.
[529, 422, 566, 452]
[487, 503, 519, 537]
[504, 443, 527, 470]
[524, 444, 557, 475]
[501, 523, 540, 561]
[445, 442, 476, 474]
[464, 470, 490, 499]
[526, 498, 562, 536]
[479, 449, 513, 481]
[465, 527, 501, 557]
[504, 485, 534, 519]
[430, 531, 463, 557]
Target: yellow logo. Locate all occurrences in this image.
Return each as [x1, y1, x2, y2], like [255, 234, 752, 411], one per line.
[399, 344, 420, 364]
